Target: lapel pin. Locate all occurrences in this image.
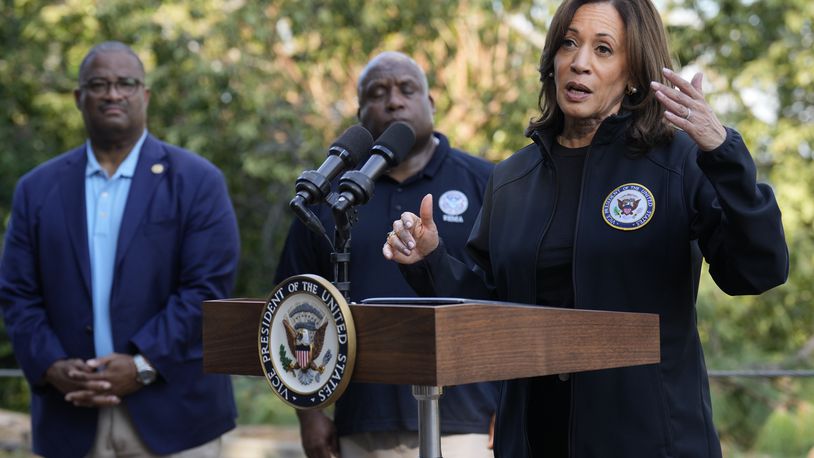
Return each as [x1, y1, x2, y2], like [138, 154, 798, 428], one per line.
[151, 163, 165, 174]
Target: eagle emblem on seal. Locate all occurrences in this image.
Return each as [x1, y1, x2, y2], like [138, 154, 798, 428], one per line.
[280, 303, 332, 384]
[617, 196, 640, 216]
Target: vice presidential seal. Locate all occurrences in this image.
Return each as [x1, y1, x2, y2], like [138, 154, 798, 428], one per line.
[602, 183, 655, 231]
[258, 274, 356, 409]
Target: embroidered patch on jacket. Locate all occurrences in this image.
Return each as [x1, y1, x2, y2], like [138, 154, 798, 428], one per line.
[601, 183, 655, 231]
[439, 190, 468, 223]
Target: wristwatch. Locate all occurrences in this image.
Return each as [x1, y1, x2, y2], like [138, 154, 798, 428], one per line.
[133, 354, 157, 385]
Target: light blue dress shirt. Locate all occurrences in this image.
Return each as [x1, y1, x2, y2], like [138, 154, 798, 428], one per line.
[85, 131, 147, 357]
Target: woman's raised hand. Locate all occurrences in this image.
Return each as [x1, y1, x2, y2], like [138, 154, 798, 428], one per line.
[651, 68, 727, 152]
[382, 194, 440, 264]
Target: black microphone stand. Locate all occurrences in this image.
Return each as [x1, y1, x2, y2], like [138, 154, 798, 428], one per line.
[325, 192, 355, 302]
[326, 162, 379, 302]
[321, 121, 414, 302]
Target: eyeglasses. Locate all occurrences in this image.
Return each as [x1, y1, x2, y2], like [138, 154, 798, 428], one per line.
[81, 77, 143, 97]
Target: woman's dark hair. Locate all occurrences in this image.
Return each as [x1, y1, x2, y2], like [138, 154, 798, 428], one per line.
[526, 0, 675, 153]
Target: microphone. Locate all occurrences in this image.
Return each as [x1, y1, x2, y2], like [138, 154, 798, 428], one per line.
[332, 121, 416, 214]
[290, 124, 374, 206]
[289, 125, 374, 236]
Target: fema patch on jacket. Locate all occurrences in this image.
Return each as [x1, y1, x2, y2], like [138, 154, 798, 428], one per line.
[439, 190, 468, 223]
[602, 183, 655, 231]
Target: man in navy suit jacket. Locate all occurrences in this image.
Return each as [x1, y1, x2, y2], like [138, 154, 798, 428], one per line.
[0, 41, 240, 457]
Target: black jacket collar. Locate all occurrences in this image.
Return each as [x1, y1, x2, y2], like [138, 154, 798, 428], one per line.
[529, 111, 633, 155]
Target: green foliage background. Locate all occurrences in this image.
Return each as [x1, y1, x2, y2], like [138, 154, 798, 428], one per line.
[1, 0, 812, 455]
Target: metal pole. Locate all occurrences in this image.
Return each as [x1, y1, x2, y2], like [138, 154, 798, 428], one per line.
[412, 385, 444, 458]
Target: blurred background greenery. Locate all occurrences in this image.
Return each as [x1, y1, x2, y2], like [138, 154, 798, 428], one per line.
[1, 0, 813, 456]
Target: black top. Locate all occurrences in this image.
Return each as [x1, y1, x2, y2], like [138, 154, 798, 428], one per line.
[531, 142, 587, 458]
[275, 132, 499, 436]
[536, 142, 588, 307]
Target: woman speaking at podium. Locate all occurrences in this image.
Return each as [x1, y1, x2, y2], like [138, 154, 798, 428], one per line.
[383, 0, 788, 456]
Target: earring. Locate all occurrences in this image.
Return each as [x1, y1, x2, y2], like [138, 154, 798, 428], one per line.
[547, 71, 554, 78]
[626, 86, 638, 95]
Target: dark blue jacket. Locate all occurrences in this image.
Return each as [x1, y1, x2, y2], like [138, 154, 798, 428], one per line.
[0, 135, 240, 457]
[403, 114, 788, 457]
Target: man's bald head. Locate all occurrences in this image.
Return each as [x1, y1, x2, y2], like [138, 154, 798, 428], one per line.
[357, 51, 429, 100]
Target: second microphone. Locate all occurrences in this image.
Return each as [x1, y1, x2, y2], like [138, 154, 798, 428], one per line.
[332, 121, 416, 214]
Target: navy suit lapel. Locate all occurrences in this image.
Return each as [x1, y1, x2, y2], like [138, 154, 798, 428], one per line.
[60, 147, 92, 298]
[116, 135, 168, 268]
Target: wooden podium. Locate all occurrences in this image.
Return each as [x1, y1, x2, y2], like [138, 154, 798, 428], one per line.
[203, 298, 660, 457]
